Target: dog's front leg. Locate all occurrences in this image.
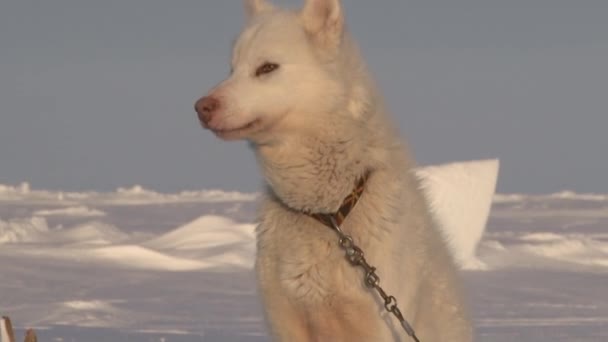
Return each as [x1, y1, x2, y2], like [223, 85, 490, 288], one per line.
[261, 287, 312, 342]
[257, 253, 311, 341]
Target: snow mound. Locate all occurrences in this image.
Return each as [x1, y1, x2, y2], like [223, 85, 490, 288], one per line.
[0, 216, 50, 243]
[34, 206, 107, 217]
[147, 215, 256, 269]
[89, 245, 212, 271]
[0, 182, 31, 195]
[114, 185, 259, 204]
[52, 222, 130, 245]
[519, 233, 608, 267]
[520, 232, 565, 242]
[492, 191, 608, 203]
[477, 233, 608, 270]
[547, 191, 608, 201]
[0, 218, 128, 245]
[0, 182, 258, 205]
[493, 193, 526, 203]
[0, 214, 254, 270]
[43, 300, 135, 328]
[64, 300, 117, 311]
[416, 159, 500, 269]
[148, 215, 255, 250]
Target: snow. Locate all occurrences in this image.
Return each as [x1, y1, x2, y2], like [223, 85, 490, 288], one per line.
[1, 160, 607, 341]
[493, 193, 527, 203]
[147, 215, 255, 252]
[493, 190, 608, 203]
[514, 233, 608, 267]
[0, 215, 254, 271]
[88, 245, 212, 271]
[416, 159, 499, 269]
[0, 182, 258, 205]
[0, 218, 129, 245]
[0, 217, 50, 243]
[33, 206, 107, 218]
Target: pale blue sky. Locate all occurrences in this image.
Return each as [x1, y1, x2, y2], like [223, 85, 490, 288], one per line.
[1, 0, 607, 193]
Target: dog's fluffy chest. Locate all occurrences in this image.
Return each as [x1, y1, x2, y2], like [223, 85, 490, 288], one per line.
[258, 208, 361, 304]
[278, 228, 344, 302]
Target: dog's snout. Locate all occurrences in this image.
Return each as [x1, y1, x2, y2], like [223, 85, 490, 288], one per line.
[195, 96, 220, 126]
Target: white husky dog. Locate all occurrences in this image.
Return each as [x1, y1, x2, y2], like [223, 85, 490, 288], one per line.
[195, 0, 473, 341]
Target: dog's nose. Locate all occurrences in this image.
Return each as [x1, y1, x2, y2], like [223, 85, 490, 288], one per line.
[195, 96, 220, 126]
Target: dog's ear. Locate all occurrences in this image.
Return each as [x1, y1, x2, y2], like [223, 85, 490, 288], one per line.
[300, 0, 344, 48]
[245, 0, 274, 19]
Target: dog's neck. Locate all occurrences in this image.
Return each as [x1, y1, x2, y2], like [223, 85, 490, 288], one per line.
[308, 171, 369, 227]
[255, 132, 370, 213]
[252, 44, 392, 214]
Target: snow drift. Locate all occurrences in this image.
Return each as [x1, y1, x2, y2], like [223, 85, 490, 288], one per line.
[0, 182, 258, 205]
[33, 206, 107, 217]
[0, 214, 256, 271]
[416, 159, 500, 269]
[0, 159, 500, 270]
[0, 216, 50, 244]
[146, 215, 256, 269]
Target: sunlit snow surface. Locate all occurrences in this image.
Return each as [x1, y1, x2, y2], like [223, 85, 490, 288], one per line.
[1, 180, 608, 341]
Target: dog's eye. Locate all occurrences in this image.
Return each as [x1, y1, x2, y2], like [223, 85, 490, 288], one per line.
[255, 62, 280, 77]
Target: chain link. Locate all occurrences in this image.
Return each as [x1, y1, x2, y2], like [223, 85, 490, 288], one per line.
[329, 217, 420, 342]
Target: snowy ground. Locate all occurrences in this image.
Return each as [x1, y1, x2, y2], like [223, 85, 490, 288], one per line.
[1, 182, 608, 341]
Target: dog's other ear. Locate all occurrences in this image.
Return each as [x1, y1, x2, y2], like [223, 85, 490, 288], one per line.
[245, 0, 274, 19]
[300, 0, 344, 47]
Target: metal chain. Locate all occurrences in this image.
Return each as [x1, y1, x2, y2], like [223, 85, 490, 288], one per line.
[328, 217, 421, 342]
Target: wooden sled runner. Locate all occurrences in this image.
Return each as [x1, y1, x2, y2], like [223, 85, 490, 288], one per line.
[1, 317, 37, 342]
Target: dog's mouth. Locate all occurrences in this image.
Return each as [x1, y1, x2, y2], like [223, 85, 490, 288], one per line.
[209, 119, 263, 141]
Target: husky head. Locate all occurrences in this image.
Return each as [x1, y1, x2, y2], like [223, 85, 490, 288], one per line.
[195, 0, 372, 145]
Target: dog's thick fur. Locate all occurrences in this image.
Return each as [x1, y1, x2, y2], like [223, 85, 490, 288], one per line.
[196, 0, 473, 340]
